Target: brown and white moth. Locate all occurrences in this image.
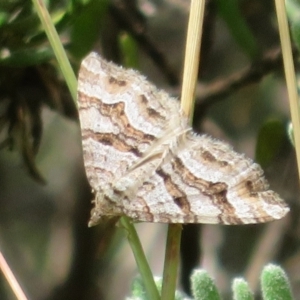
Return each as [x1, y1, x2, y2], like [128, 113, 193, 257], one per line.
[77, 52, 289, 227]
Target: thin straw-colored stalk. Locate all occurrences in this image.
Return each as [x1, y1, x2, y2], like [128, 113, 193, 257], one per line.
[161, 1, 205, 299]
[274, 0, 300, 182]
[31, 0, 77, 102]
[180, 0, 205, 119]
[0, 251, 28, 300]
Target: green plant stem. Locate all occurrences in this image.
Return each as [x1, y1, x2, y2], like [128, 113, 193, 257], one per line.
[31, 0, 77, 102]
[161, 224, 182, 300]
[32, 2, 159, 299]
[120, 217, 160, 300]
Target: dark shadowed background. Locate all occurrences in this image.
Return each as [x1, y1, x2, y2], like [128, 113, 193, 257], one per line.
[0, 0, 299, 299]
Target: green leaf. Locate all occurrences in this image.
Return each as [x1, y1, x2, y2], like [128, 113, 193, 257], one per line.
[261, 264, 294, 300]
[286, 0, 300, 51]
[69, 0, 109, 59]
[0, 12, 9, 27]
[129, 276, 148, 300]
[255, 119, 285, 168]
[0, 48, 54, 67]
[215, 0, 258, 59]
[232, 278, 254, 300]
[191, 270, 221, 300]
[119, 33, 139, 69]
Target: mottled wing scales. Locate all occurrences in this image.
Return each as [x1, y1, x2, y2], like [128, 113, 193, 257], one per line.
[77, 52, 289, 226]
[78, 52, 184, 191]
[120, 133, 288, 224]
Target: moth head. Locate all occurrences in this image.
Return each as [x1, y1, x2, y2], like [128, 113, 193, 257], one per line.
[88, 191, 124, 227]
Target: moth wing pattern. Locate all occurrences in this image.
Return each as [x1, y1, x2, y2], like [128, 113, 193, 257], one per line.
[77, 52, 289, 226]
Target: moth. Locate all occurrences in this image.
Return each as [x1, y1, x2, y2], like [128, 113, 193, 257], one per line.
[77, 52, 289, 226]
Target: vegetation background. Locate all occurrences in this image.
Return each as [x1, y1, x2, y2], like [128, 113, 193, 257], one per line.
[0, 0, 298, 299]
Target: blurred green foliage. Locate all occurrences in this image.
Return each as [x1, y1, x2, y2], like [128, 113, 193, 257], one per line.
[215, 0, 259, 58]
[128, 265, 294, 300]
[0, 0, 109, 67]
[255, 119, 286, 168]
[286, 0, 300, 52]
[232, 278, 254, 300]
[0, 1, 296, 300]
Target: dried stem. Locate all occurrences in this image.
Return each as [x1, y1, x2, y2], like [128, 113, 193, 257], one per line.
[180, 0, 205, 119]
[0, 251, 28, 300]
[274, 0, 300, 184]
[162, 1, 205, 299]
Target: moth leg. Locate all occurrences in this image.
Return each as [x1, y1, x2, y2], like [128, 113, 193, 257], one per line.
[113, 155, 163, 199]
[113, 128, 192, 201]
[128, 126, 192, 172]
